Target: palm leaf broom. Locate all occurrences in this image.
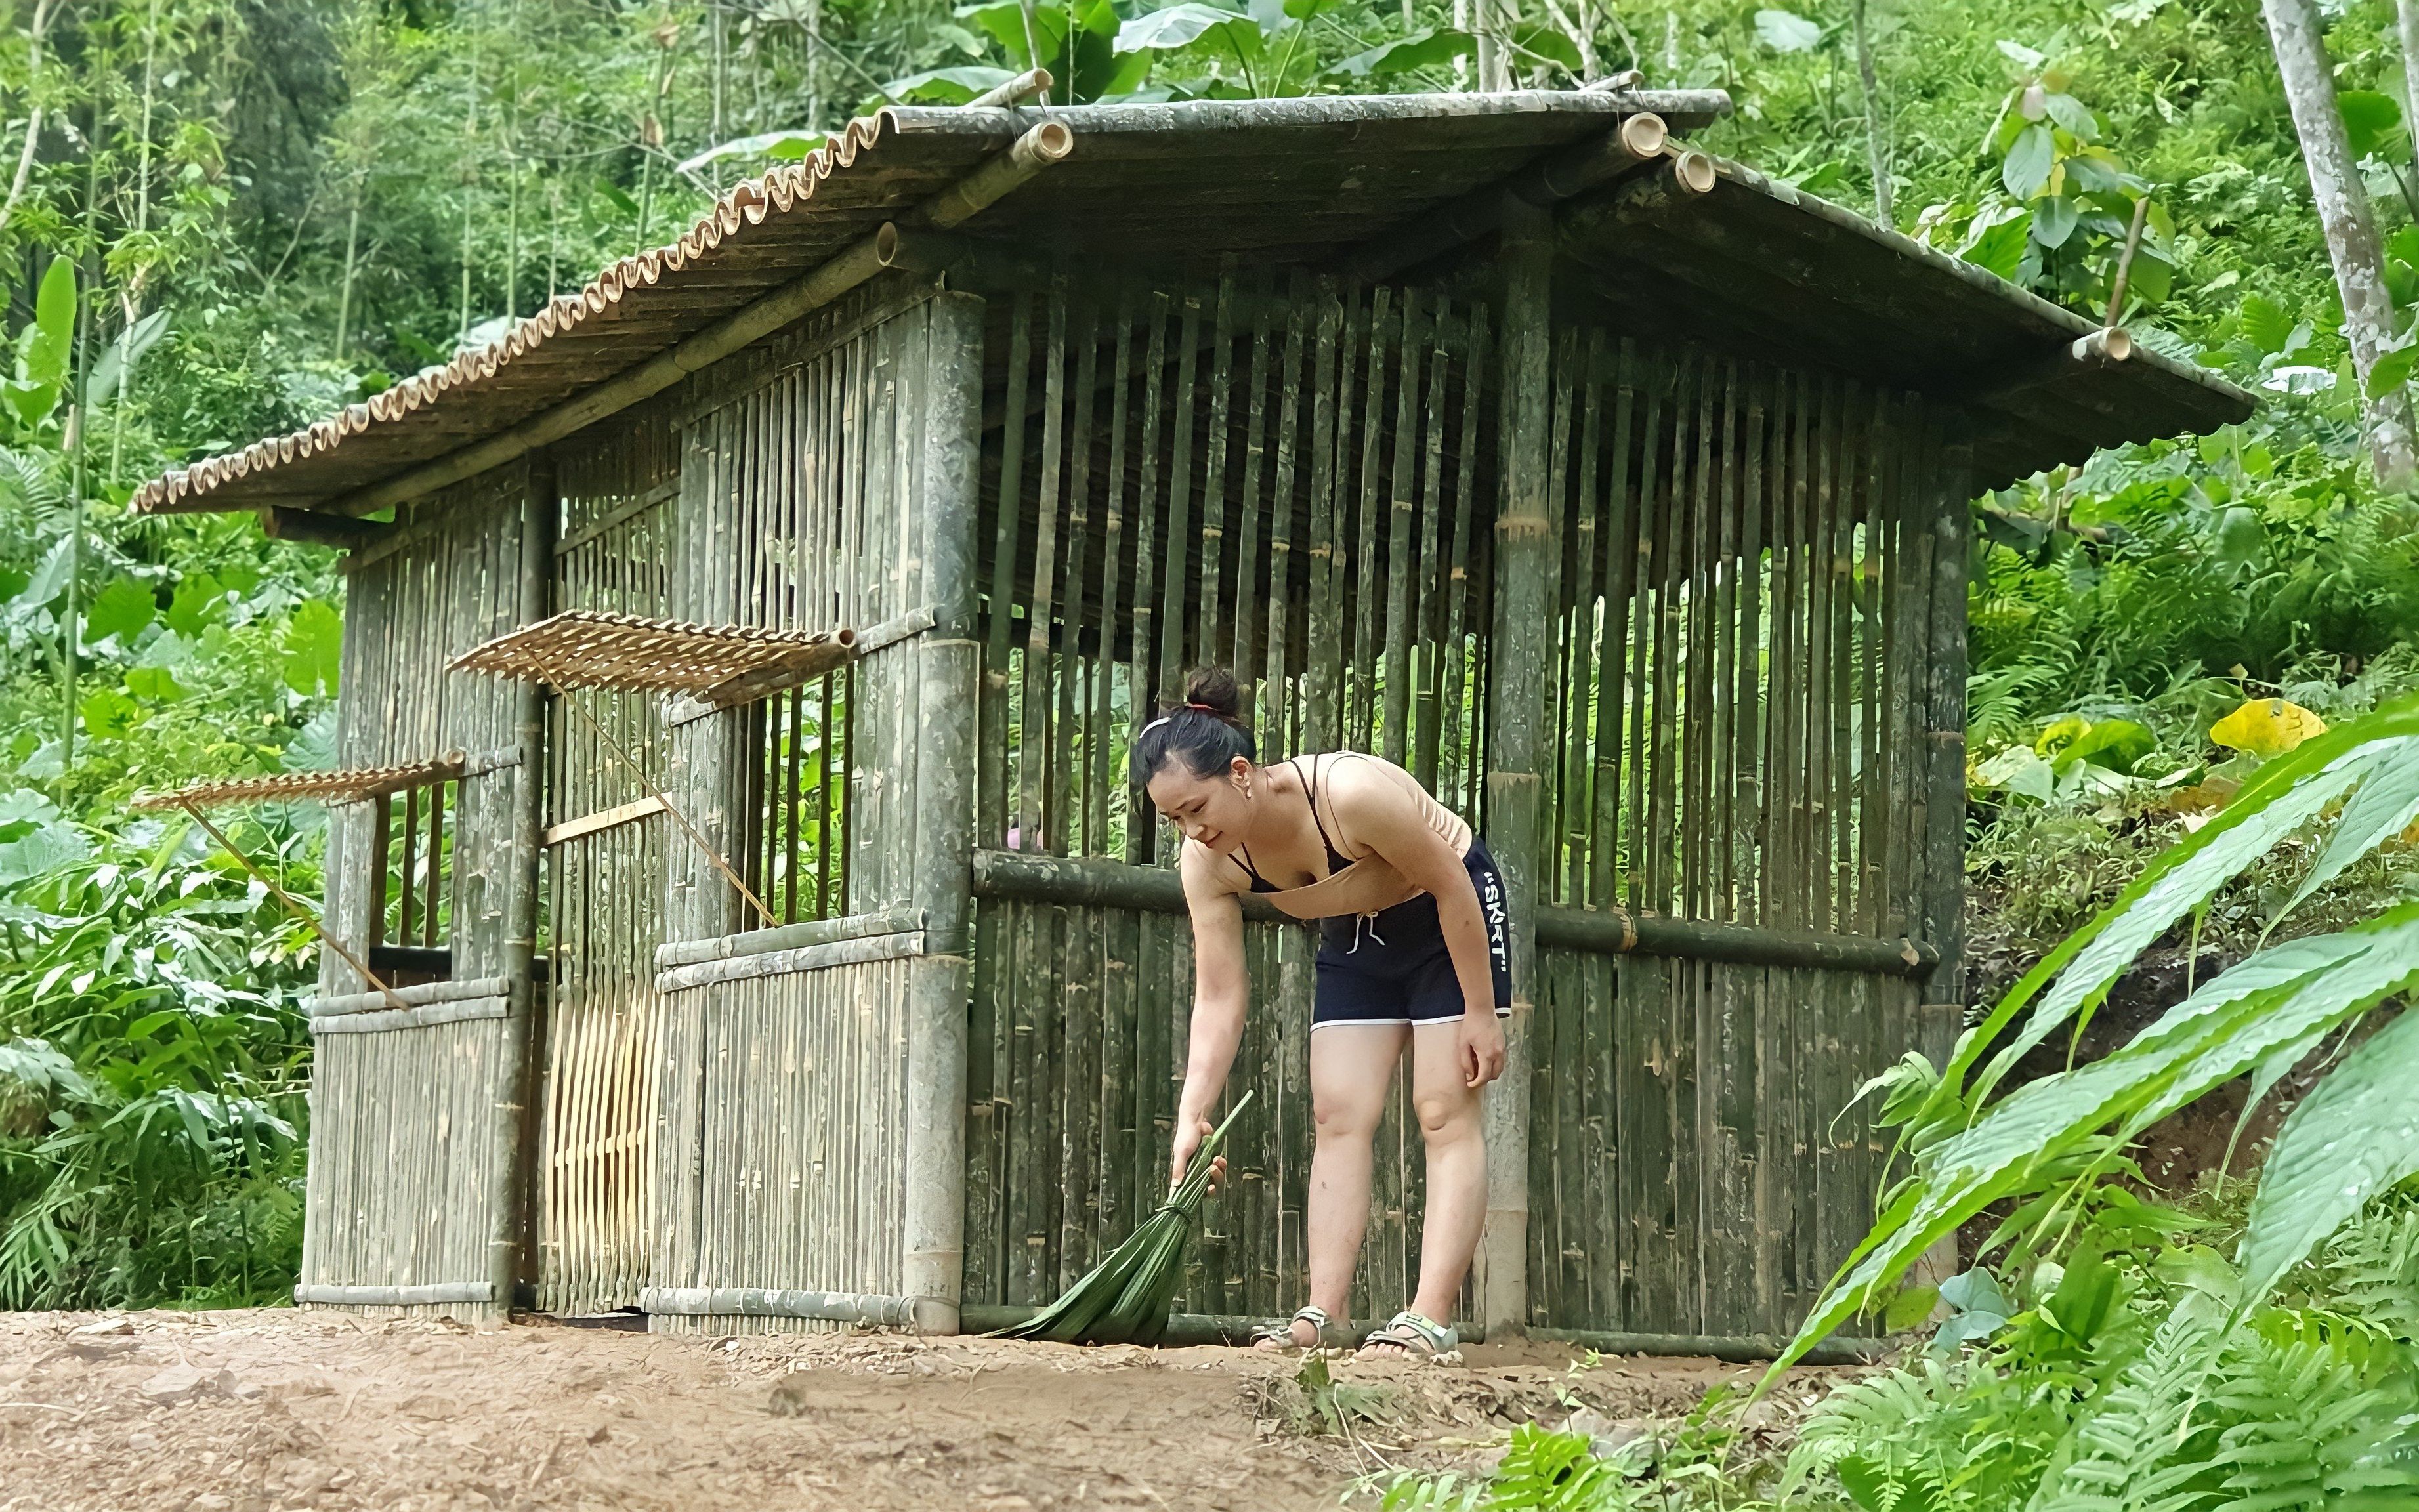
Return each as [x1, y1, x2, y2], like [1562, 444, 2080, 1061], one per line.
[992, 1091, 1255, 1346]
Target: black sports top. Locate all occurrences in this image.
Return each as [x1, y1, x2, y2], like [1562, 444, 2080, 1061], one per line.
[1231, 756, 1351, 894]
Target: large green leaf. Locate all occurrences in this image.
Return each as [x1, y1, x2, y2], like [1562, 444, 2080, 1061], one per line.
[2282, 735, 2419, 919]
[2003, 125, 2055, 200]
[2239, 1008, 2419, 1305]
[1960, 700, 2419, 1116]
[1771, 905, 2419, 1378]
[280, 599, 344, 698]
[1116, 2, 1255, 54]
[22, 256, 76, 396]
[2340, 89, 2404, 159]
[1327, 26, 1471, 77]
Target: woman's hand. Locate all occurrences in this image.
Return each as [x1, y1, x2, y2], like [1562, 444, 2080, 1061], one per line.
[1169, 1115, 1227, 1194]
[1458, 1011, 1507, 1089]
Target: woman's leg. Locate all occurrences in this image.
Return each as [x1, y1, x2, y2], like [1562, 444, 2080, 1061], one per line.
[1296, 1022, 1410, 1343]
[1400, 1019, 1488, 1332]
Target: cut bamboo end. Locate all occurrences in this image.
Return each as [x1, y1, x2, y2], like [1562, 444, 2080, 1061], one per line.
[1672, 150, 1717, 196]
[1618, 112, 1668, 161]
[922, 121, 1076, 230]
[2078, 327, 2132, 364]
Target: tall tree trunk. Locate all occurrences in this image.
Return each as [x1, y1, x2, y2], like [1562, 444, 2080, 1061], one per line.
[1851, 0, 1891, 228]
[2264, 0, 2419, 491]
[2401, 0, 2419, 132]
[1476, 0, 1512, 90]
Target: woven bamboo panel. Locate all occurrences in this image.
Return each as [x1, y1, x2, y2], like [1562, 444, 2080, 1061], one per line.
[131, 755, 463, 810]
[450, 609, 851, 694]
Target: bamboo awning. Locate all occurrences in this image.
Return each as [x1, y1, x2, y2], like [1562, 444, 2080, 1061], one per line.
[450, 609, 854, 705]
[131, 755, 466, 810]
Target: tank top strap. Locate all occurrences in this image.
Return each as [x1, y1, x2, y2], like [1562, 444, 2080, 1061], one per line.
[1291, 755, 1353, 875]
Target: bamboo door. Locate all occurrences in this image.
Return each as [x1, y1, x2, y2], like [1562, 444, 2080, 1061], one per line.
[533, 406, 680, 1315]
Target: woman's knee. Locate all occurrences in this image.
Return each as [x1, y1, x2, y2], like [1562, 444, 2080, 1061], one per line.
[1412, 1085, 1479, 1142]
[1312, 1086, 1383, 1141]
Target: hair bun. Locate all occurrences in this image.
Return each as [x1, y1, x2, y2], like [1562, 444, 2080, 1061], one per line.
[1181, 666, 1243, 721]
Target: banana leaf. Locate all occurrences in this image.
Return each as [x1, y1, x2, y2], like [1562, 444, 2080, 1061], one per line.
[992, 1090, 1254, 1345]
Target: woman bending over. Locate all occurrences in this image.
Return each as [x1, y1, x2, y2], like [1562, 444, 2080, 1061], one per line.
[1138, 668, 1510, 1360]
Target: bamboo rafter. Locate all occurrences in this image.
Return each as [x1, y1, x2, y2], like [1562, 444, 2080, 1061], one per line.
[130, 755, 465, 810]
[449, 609, 855, 706]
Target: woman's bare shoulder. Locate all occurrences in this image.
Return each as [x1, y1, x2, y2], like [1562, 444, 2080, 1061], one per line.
[1178, 838, 1246, 900]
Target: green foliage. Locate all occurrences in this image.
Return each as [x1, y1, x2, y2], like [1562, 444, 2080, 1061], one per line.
[1778, 697, 2419, 1373]
[0, 818, 312, 1307]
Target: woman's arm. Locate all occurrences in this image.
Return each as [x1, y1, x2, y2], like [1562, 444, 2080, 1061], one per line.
[1170, 845, 1248, 1186]
[1328, 768, 1507, 1088]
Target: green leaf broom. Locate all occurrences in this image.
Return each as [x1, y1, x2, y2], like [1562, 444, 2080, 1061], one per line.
[992, 1091, 1254, 1346]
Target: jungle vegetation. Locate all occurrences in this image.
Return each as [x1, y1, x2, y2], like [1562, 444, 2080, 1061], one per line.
[3, 0, 2419, 1505]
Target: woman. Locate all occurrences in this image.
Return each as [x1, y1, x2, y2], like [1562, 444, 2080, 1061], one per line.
[1141, 668, 1511, 1361]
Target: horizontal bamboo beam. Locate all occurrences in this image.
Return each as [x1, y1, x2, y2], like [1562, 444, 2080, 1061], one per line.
[295, 1280, 494, 1306]
[544, 794, 669, 848]
[306, 123, 1076, 520]
[971, 850, 1935, 976]
[308, 973, 513, 1017]
[1335, 111, 1670, 284]
[311, 996, 509, 1034]
[259, 506, 391, 549]
[653, 928, 925, 994]
[1534, 904, 1935, 978]
[1961, 326, 2134, 408]
[639, 1286, 916, 1326]
[656, 904, 926, 970]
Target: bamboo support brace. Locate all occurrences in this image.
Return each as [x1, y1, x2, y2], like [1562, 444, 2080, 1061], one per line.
[1338, 112, 1670, 283]
[963, 68, 1051, 109]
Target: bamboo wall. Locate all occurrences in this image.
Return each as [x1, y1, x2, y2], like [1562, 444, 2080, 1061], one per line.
[534, 396, 679, 1316]
[302, 464, 542, 1322]
[967, 274, 1496, 1321]
[649, 285, 980, 1333]
[965, 272, 1954, 1337]
[1523, 348, 1943, 1335]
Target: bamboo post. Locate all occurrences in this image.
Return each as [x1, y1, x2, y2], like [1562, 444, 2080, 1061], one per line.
[905, 293, 985, 1335]
[1479, 194, 1555, 1340]
[489, 455, 555, 1318]
[1918, 432, 1970, 1066]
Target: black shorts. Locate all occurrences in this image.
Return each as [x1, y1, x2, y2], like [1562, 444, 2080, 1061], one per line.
[1311, 839, 1514, 1031]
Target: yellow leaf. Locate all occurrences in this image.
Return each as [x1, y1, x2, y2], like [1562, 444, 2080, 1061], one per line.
[2208, 698, 2327, 758]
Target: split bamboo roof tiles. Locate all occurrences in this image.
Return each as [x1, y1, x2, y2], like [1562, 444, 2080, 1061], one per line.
[449, 608, 854, 696]
[132, 89, 2252, 516]
[131, 755, 465, 810]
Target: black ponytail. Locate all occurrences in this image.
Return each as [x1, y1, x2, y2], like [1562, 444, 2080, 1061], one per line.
[1129, 667, 1256, 784]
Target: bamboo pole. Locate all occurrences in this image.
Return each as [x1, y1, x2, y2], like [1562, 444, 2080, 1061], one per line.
[1479, 194, 1557, 1339]
[900, 296, 982, 1331]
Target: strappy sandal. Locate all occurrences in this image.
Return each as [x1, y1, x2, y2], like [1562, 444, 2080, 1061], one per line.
[1357, 1309, 1461, 1364]
[1249, 1305, 1330, 1352]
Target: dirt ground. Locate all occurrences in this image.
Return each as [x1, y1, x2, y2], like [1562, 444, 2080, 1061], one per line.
[0, 1309, 1841, 1511]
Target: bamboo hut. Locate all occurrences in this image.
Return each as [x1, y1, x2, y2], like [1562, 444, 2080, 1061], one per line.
[134, 87, 2252, 1349]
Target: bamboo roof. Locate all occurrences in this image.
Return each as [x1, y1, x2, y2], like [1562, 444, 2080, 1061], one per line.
[131, 89, 2250, 516]
[450, 608, 854, 696]
[131, 755, 464, 810]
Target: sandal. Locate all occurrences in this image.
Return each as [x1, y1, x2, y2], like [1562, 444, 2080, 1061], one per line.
[1357, 1309, 1460, 1364]
[1249, 1305, 1330, 1352]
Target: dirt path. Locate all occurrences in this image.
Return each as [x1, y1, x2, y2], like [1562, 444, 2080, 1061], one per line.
[0, 1311, 1809, 1511]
